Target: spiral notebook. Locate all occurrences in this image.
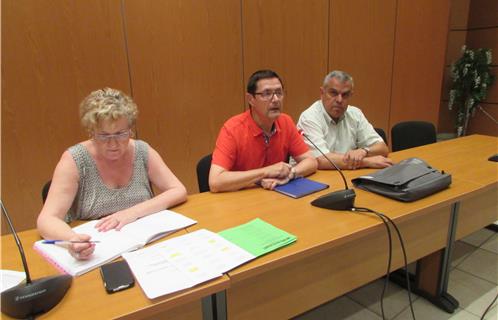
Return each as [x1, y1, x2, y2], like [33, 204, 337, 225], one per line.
[274, 177, 329, 198]
[33, 210, 196, 276]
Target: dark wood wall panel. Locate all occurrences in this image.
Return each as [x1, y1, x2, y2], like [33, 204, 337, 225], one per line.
[242, 0, 329, 121]
[439, 0, 497, 136]
[467, 0, 498, 29]
[483, 67, 498, 103]
[123, 0, 244, 194]
[467, 103, 498, 136]
[445, 31, 467, 65]
[389, 0, 450, 127]
[466, 28, 498, 64]
[1, 0, 131, 233]
[449, 0, 470, 29]
[329, 0, 396, 134]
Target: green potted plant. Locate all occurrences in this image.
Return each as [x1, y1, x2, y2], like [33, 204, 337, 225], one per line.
[448, 46, 495, 136]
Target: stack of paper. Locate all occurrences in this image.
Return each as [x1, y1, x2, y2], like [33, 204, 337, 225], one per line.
[218, 218, 297, 257]
[1, 270, 26, 293]
[122, 229, 254, 299]
[123, 218, 297, 299]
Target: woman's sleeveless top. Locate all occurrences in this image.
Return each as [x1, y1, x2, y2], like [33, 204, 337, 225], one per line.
[66, 140, 153, 222]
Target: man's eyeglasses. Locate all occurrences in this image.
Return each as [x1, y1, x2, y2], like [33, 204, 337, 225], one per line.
[94, 130, 131, 142]
[253, 89, 285, 101]
[326, 89, 352, 99]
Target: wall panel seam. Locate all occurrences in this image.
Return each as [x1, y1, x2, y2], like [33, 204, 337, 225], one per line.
[239, 0, 246, 112]
[120, 0, 134, 98]
[387, 0, 400, 132]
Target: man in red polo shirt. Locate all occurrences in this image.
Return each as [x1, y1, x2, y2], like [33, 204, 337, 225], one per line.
[209, 70, 317, 192]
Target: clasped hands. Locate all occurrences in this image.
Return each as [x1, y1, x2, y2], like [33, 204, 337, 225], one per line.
[260, 162, 296, 190]
[343, 149, 392, 169]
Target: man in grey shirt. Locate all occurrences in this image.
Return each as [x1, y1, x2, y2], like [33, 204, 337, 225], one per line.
[297, 70, 392, 170]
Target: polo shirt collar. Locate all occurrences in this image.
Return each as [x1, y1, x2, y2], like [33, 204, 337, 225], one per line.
[246, 109, 280, 137]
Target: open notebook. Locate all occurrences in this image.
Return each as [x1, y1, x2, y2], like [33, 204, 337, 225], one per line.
[33, 210, 196, 276]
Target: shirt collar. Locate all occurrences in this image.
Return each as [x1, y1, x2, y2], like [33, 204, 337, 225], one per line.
[319, 100, 347, 125]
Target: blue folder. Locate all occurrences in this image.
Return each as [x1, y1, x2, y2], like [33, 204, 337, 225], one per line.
[274, 177, 329, 199]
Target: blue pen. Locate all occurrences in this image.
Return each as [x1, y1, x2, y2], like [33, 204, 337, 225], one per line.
[41, 240, 100, 244]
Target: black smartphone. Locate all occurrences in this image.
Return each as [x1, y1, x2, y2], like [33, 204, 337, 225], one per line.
[100, 260, 135, 293]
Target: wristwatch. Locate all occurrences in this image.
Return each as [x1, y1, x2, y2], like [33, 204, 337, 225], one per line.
[361, 147, 370, 156]
[290, 167, 297, 180]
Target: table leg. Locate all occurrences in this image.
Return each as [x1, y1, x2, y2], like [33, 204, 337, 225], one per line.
[390, 202, 460, 313]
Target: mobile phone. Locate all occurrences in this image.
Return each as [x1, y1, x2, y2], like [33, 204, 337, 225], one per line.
[100, 260, 135, 293]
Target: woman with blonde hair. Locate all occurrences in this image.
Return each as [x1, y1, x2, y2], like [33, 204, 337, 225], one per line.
[37, 88, 187, 260]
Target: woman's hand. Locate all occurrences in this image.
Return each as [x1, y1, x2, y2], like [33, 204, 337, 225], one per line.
[68, 234, 95, 260]
[95, 210, 138, 232]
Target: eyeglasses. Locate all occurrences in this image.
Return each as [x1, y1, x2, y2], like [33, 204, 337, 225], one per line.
[253, 89, 285, 101]
[94, 130, 131, 142]
[325, 89, 352, 99]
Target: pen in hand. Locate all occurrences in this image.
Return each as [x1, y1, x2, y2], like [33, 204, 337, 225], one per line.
[41, 240, 100, 244]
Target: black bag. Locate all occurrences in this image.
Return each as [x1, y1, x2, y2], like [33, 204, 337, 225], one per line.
[352, 158, 451, 202]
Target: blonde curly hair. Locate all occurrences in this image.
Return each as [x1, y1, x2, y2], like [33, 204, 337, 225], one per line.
[79, 88, 138, 132]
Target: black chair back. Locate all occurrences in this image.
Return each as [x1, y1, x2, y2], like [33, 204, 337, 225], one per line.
[374, 127, 388, 144]
[42, 180, 52, 203]
[196, 154, 212, 193]
[391, 121, 436, 152]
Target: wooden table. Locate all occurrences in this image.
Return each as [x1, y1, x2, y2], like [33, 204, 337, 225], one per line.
[177, 134, 497, 319]
[1, 229, 230, 320]
[2, 135, 496, 320]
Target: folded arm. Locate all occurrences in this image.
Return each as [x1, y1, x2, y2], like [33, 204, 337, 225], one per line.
[318, 141, 392, 170]
[259, 151, 318, 190]
[209, 161, 292, 192]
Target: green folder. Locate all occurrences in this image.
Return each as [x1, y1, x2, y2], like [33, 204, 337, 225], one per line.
[218, 218, 297, 257]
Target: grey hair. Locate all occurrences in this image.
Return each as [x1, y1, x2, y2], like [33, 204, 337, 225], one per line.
[323, 70, 354, 88]
[79, 88, 138, 132]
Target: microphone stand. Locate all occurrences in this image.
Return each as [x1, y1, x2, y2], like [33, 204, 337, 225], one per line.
[300, 132, 356, 210]
[1, 200, 72, 319]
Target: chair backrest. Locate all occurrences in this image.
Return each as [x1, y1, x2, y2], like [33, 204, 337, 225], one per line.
[42, 180, 52, 203]
[374, 127, 388, 144]
[391, 121, 436, 152]
[196, 154, 212, 193]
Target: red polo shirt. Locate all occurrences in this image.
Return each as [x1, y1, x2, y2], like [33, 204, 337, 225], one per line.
[212, 110, 309, 171]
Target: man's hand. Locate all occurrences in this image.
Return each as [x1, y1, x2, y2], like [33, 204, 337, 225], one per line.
[343, 149, 368, 169]
[362, 156, 393, 168]
[264, 162, 292, 179]
[260, 177, 290, 190]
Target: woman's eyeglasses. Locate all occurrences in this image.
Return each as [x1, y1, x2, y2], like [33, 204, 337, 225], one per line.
[94, 130, 131, 142]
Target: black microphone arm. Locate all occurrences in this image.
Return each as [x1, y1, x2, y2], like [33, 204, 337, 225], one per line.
[299, 131, 356, 210]
[0, 200, 72, 319]
[0, 201, 32, 284]
[300, 131, 350, 189]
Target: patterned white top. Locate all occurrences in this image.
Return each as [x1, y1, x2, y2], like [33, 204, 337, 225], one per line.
[66, 140, 153, 222]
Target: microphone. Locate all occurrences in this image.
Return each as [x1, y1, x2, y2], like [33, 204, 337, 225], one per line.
[1, 200, 72, 319]
[299, 130, 356, 210]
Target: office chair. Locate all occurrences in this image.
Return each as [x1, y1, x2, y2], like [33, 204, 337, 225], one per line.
[391, 121, 436, 152]
[374, 127, 388, 144]
[196, 154, 212, 193]
[42, 180, 52, 204]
